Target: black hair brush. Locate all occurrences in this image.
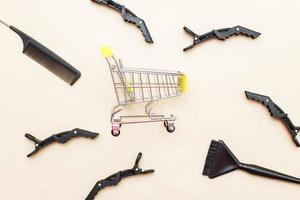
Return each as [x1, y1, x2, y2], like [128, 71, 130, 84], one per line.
[0, 20, 81, 85]
[203, 140, 300, 184]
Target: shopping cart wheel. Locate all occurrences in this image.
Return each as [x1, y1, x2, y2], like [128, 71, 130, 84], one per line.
[164, 121, 175, 133]
[111, 123, 121, 137]
[166, 125, 175, 133]
[111, 129, 121, 137]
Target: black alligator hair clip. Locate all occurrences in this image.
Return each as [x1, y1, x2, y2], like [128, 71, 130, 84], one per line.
[25, 128, 99, 157]
[91, 0, 153, 43]
[183, 25, 261, 51]
[86, 152, 154, 200]
[245, 91, 300, 147]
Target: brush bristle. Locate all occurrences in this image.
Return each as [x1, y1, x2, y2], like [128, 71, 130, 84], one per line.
[202, 140, 219, 176]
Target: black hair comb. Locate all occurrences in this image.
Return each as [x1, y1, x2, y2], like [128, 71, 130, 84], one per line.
[25, 128, 99, 157]
[0, 20, 81, 85]
[183, 25, 261, 51]
[245, 91, 300, 147]
[203, 140, 300, 184]
[86, 152, 154, 200]
[91, 0, 153, 43]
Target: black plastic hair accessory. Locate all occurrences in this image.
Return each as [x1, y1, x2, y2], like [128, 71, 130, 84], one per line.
[203, 140, 300, 184]
[91, 0, 153, 43]
[183, 25, 261, 51]
[245, 91, 300, 147]
[86, 152, 154, 200]
[0, 20, 81, 85]
[25, 128, 99, 157]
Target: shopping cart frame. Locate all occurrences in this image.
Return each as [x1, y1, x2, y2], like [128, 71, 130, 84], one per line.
[102, 47, 186, 136]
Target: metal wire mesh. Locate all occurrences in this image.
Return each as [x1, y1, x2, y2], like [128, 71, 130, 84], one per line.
[107, 57, 184, 105]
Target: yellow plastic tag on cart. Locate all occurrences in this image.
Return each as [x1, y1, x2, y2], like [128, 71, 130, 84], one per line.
[128, 87, 134, 93]
[179, 74, 187, 93]
[101, 46, 113, 58]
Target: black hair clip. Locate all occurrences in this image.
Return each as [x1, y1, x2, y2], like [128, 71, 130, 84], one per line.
[91, 0, 153, 43]
[183, 25, 261, 51]
[86, 152, 154, 200]
[25, 128, 99, 157]
[245, 91, 300, 147]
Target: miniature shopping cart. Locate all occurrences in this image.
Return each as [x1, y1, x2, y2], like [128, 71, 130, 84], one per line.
[101, 47, 186, 137]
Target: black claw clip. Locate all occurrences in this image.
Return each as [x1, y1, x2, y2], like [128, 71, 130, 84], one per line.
[86, 152, 154, 200]
[245, 91, 300, 147]
[183, 25, 261, 51]
[91, 0, 153, 43]
[25, 128, 99, 157]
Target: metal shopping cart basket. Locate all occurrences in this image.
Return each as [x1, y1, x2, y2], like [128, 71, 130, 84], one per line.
[101, 47, 187, 137]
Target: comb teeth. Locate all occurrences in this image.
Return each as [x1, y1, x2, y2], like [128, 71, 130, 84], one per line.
[9, 26, 81, 85]
[24, 44, 81, 85]
[202, 140, 219, 176]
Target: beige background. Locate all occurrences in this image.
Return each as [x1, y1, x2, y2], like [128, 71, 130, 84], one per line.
[0, 0, 300, 199]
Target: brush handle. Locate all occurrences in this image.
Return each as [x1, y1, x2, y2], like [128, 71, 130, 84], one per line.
[241, 163, 300, 184]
